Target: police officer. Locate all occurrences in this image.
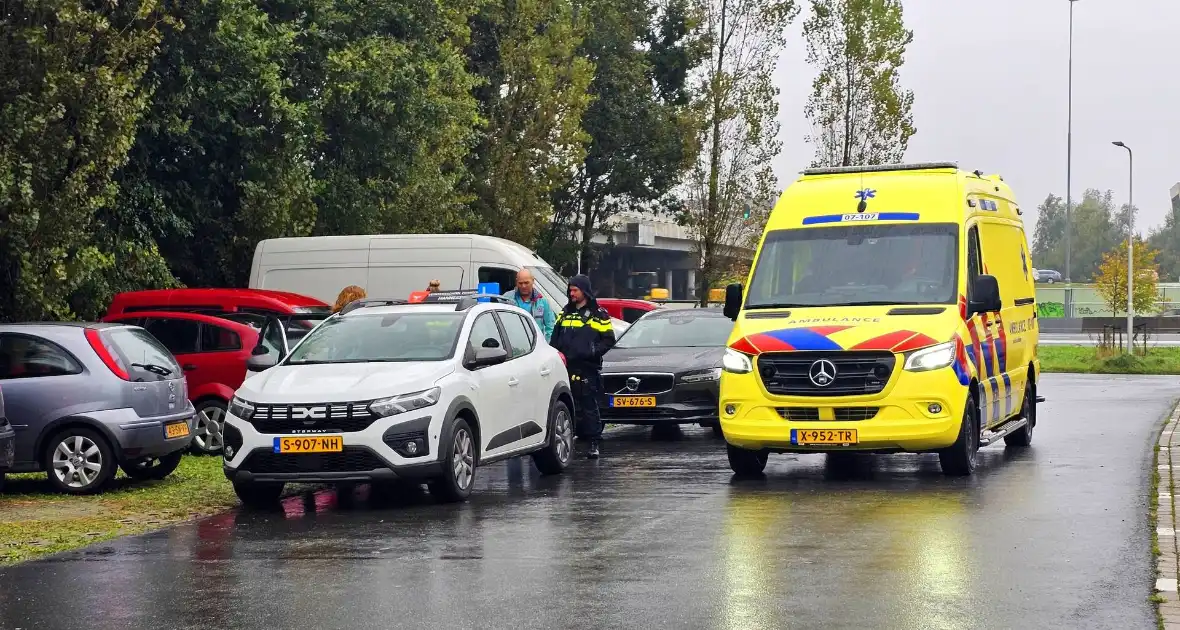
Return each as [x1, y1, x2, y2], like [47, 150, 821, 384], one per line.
[549, 275, 615, 459]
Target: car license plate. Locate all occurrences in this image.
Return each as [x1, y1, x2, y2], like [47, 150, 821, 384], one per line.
[792, 429, 858, 445]
[611, 396, 656, 408]
[273, 435, 344, 454]
[164, 421, 190, 439]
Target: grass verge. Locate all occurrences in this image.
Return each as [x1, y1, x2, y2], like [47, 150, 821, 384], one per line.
[1040, 346, 1180, 375]
[0, 456, 237, 565]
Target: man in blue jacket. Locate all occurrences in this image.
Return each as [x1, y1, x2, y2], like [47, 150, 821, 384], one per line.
[504, 269, 556, 340]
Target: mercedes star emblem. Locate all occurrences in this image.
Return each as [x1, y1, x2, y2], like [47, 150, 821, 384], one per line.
[808, 359, 837, 387]
[625, 377, 641, 392]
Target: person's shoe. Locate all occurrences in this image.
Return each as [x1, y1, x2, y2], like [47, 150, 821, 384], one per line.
[587, 439, 600, 459]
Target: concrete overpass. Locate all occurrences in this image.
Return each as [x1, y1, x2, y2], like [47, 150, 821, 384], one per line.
[584, 211, 756, 300]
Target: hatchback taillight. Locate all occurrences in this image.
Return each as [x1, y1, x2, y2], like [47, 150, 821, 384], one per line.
[558, 351, 567, 366]
[85, 328, 131, 380]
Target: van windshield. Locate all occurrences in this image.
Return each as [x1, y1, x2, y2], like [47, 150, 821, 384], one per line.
[744, 223, 959, 309]
[528, 265, 569, 309]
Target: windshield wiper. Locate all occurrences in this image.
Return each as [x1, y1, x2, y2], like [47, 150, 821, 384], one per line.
[131, 362, 174, 377]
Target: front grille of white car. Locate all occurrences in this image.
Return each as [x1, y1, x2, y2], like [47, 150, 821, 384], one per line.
[248, 402, 378, 433]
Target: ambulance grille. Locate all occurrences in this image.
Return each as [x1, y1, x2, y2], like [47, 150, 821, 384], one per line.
[757, 352, 895, 397]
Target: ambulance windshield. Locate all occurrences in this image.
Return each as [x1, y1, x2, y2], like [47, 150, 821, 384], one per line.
[744, 223, 959, 309]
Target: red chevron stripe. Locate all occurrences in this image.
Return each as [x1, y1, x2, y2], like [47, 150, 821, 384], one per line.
[809, 325, 852, 337]
[748, 333, 794, 353]
[892, 332, 939, 353]
[729, 336, 759, 355]
[851, 330, 917, 351]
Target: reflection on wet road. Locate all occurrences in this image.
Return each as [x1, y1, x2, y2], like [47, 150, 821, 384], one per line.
[0, 375, 1175, 629]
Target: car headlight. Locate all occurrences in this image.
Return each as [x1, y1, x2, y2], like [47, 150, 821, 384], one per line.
[721, 348, 753, 374]
[903, 341, 956, 372]
[370, 387, 442, 417]
[680, 368, 722, 383]
[228, 396, 255, 420]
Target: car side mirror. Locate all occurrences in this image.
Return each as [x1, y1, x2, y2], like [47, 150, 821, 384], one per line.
[251, 344, 269, 356]
[723, 283, 743, 321]
[466, 347, 508, 369]
[969, 275, 1002, 315]
[246, 353, 278, 372]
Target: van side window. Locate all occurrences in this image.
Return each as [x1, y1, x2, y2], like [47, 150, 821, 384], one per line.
[478, 267, 518, 295]
[967, 226, 982, 283]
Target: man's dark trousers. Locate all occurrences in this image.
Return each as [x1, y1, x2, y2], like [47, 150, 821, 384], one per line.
[570, 369, 603, 439]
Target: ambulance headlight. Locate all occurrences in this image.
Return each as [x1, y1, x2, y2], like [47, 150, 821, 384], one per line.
[903, 342, 956, 372]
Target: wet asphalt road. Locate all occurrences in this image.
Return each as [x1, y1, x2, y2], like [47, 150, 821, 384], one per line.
[1, 374, 1177, 630]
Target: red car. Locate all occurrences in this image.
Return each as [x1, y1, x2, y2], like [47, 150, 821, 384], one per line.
[597, 298, 660, 324]
[101, 311, 275, 456]
[106, 288, 329, 319]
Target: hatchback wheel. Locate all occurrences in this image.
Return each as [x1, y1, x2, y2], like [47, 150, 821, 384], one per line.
[430, 419, 476, 502]
[121, 451, 184, 481]
[532, 400, 573, 475]
[45, 428, 116, 494]
[192, 400, 227, 455]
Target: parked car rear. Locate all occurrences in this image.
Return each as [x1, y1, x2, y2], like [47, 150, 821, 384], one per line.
[0, 323, 194, 494]
[598, 298, 660, 324]
[102, 311, 267, 455]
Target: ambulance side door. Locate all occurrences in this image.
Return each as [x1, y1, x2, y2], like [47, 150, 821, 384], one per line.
[976, 219, 1032, 426]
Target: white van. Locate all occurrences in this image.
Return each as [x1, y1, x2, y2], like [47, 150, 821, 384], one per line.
[248, 234, 598, 327]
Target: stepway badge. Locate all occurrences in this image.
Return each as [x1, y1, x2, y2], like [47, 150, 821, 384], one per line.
[842, 213, 879, 221]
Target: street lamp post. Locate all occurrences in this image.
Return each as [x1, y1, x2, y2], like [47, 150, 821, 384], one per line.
[1113, 141, 1133, 353]
[1065, 0, 1079, 315]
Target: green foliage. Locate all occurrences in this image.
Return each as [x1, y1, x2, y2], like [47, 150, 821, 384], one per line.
[305, 0, 483, 238]
[686, 0, 796, 304]
[464, 0, 595, 247]
[1031, 189, 1137, 283]
[1093, 236, 1162, 317]
[0, 0, 171, 321]
[803, 0, 915, 167]
[545, 0, 707, 269]
[116, 0, 318, 289]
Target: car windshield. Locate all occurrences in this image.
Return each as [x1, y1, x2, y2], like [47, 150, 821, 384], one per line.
[745, 223, 959, 309]
[285, 312, 465, 364]
[615, 313, 733, 348]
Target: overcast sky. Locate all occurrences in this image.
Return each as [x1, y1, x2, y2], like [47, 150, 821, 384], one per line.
[772, 0, 1180, 233]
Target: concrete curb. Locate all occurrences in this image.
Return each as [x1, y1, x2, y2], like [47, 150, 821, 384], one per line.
[1155, 405, 1180, 629]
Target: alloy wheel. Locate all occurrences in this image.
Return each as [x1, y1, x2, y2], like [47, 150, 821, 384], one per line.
[52, 435, 103, 489]
[194, 406, 225, 452]
[555, 407, 573, 464]
[453, 429, 475, 490]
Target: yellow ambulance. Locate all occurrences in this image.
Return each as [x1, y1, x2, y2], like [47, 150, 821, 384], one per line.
[719, 162, 1040, 477]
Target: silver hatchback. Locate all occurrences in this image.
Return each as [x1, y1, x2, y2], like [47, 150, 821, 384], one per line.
[0, 323, 195, 494]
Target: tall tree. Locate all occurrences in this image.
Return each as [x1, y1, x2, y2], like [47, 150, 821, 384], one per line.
[1031, 194, 1066, 272]
[803, 0, 915, 167]
[0, 0, 172, 321]
[683, 0, 796, 304]
[1149, 203, 1180, 282]
[279, 0, 484, 238]
[545, 0, 708, 271]
[1093, 237, 1161, 317]
[464, 0, 595, 247]
[1070, 188, 1119, 282]
[115, 0, 318, 289]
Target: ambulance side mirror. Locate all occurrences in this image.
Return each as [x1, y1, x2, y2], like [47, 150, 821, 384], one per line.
[723, 283, 743, 321]
[969, 275, 1002, 315]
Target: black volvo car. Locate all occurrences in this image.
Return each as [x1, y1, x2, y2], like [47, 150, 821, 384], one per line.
[598, 308, 733, 435]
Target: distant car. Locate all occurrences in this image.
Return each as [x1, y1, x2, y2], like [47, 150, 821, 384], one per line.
[0, 387, 14, 489]
[0, 323, 195, 494]
[598, 308, 734, 436]
[1035, 269, 1062, 283]
[598, 298, 661, 324]
[102, 311, 286, 456]
[223, 292, 574, 507]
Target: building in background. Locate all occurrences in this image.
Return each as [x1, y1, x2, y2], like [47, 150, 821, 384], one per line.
[1171, 182, 1180, 213]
